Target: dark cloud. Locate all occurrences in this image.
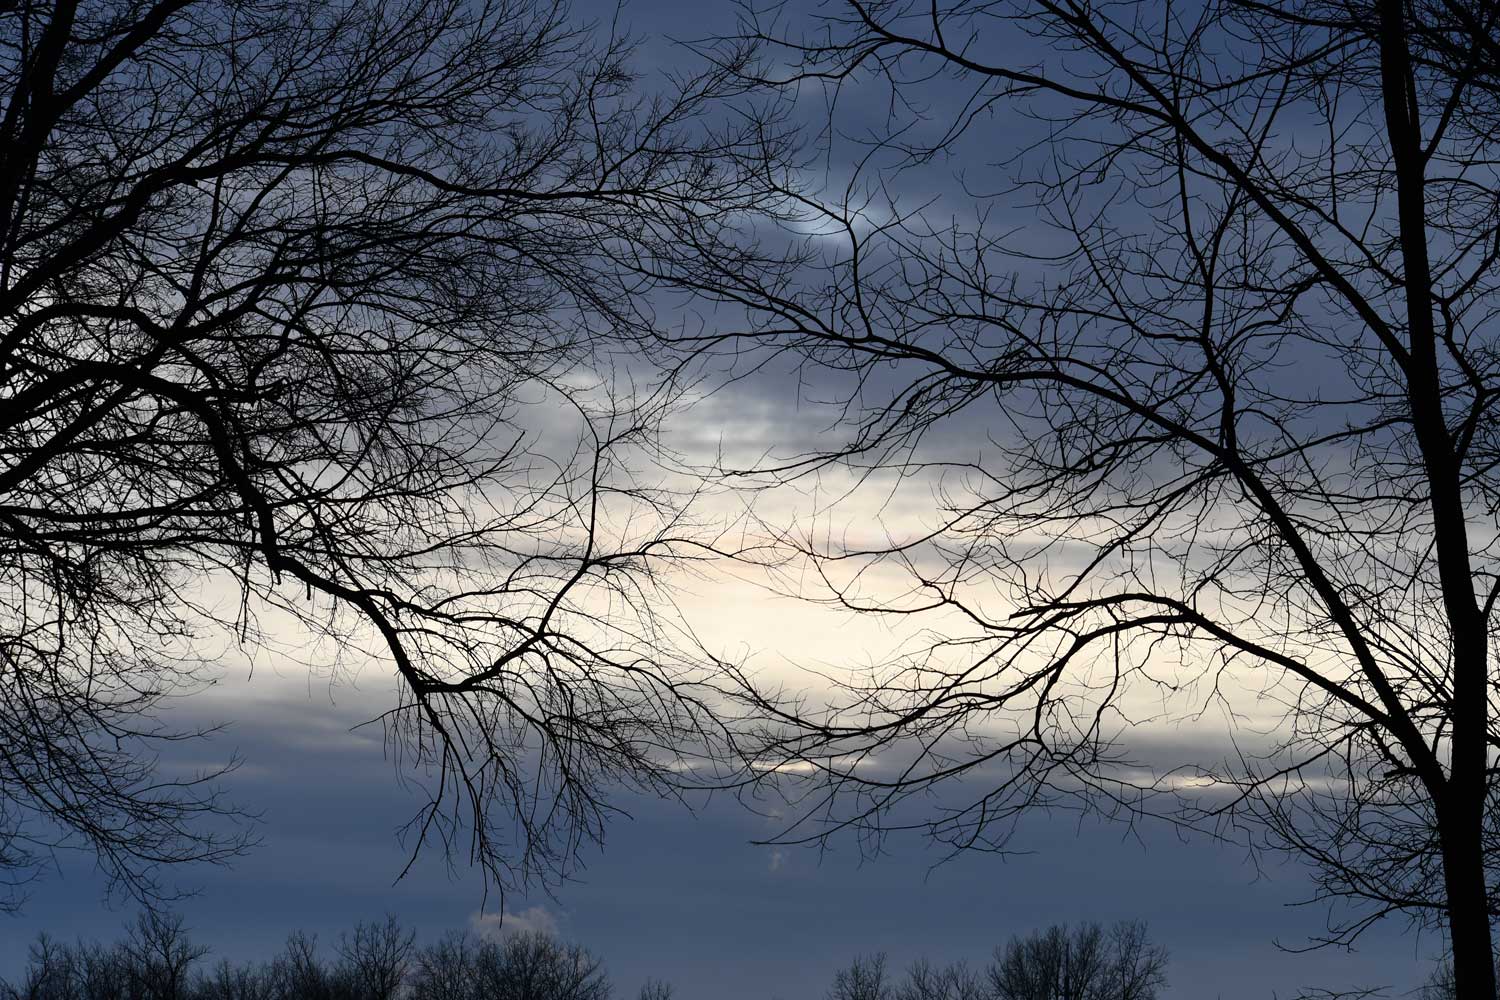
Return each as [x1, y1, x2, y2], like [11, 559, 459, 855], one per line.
[3, 670, 1437, 999]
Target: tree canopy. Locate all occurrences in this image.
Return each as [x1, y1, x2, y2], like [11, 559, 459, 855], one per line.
[671, 0, 1500, 994]
[0, 0, 792, 908]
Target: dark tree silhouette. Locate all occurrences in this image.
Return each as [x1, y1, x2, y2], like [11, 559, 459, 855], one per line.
[405, 927, 617, 1000]
[893, 958, 984, 1000]
[335, 918, 415, 1000]
[0, 911, 1171, 1000]
[821, 932, 1159, 1000]
[0, 916, 208, 1000]
[407, 932, 479, 1000]
[467, 931, 611, 1000]
[268, 932, 335, 1000]
[673, 0, 1500, 994]
[1426, 954, 1500, 1000]
[3, 935, 73, 1000]
[827, 953, 892, 1000]
[196, 959, 272, 1000]
[0, 0, 793, 908]
[2, 914, 638, 1000]
[636, 979, 674, 1000]
[121, 911, 209, 1000]
[987, 922, 1167, 1000]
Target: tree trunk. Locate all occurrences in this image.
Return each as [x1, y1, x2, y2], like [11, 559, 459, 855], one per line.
[1372, 2, 1495, 992]
[1443, 799, 1496, 999]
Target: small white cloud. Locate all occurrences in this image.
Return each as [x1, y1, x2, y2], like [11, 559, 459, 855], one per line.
[749, 759, 818, 775]
[748, 754, 878, 776]
[470, 904, 561, 941]
[768, 848, 786, 872]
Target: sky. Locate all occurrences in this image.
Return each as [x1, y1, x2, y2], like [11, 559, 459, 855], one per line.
[0, 1, 1459, 997]
[0, 655, 1443, 999]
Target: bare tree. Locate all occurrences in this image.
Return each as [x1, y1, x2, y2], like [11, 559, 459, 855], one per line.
[989, 926, 1102, 1000]
[6, 913, 215, 1000]
[636, 980, 674, 1000]
[2, 934, 141, 1000]
[895, 958, 985, 1000]
[472, 931, 611, 1000]
[72, 941, 132, 1000]
[0, 0, 795, 908]
[1, 936, 72, 1000]
[1, 919, 653, 1000]
[988, 923, 1167, 1000]
[1425, 954, 1500, 1000]
[675, 0, 1500, 994]
[828, 953, 892, 1000]
[122, 911, 209, 1000]
[196, 960, 273, 1000]
[335, 917, 415, 1000]
[267, 932, 337, 1000]
[1100, 923, 1168, 1000]
[409, 932, 481, 1000]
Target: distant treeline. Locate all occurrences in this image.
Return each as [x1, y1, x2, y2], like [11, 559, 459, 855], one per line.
[818, 921, 1166, 1000]
[1, 914, 1173, 1000]
[1, 913, 622, 1000]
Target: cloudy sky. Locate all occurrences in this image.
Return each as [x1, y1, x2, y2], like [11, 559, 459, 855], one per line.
[0, 1, 1454, 997]
[0, 656, 1442, 999]
[0, 659, 1443, 999]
